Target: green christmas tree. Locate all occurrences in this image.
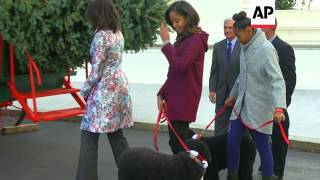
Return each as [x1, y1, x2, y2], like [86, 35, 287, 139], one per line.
[276, 0, 296, 10]
[0, 0, 168, 74]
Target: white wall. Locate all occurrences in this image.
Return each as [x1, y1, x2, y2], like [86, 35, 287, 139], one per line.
[276, 10, 320, 46]
[160, 1, 320, 46]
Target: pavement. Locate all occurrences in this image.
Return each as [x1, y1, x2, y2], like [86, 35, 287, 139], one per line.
[0, 121, 319, 180]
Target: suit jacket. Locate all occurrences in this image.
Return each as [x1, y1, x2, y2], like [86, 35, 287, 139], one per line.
[209, 39, 240, 106]
[229, 29, 286, 134]
[271, 36, 296, 107]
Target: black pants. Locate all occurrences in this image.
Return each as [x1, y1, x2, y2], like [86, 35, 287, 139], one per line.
[76, 129, 129, 180]
[272, 110, 290, 177]
[168, 121, 195, 154]
[214, 104, 233, 136]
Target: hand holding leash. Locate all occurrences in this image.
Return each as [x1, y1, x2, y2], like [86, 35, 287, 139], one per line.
[157, 95, 167, 112]
[274, 108, 285, 123]
[225, 96, 236, 107]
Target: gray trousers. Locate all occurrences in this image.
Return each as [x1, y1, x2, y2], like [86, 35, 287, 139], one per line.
[76, 129, 129, 180]
[214, 104, 233, 136]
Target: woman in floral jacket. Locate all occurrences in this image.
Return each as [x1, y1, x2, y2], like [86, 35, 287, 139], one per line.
[76, 0, 133, 179]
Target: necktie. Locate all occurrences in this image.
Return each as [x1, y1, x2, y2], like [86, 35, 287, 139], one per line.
[227, 41, 232, 65]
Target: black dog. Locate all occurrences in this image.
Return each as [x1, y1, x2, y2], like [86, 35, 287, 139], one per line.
[118, 139, 211, 180]
[199, 134, 256, 180]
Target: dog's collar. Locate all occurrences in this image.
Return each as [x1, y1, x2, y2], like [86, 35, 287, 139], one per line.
[192, 134, 203, 140]
[188, 150, 208, 169]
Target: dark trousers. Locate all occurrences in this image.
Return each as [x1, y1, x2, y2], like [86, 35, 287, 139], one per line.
[214, 104, 232, 136]
[168, 121, 195, 154]
[76, 129, 129, 180]
[272, 110, 290, 177]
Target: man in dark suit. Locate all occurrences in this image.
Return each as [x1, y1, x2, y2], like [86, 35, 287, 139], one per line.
[262, 19, 297, 180]
[209, 18, 240, 136]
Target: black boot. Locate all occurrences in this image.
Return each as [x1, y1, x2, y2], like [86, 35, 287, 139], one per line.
[227, 170, 239, 180]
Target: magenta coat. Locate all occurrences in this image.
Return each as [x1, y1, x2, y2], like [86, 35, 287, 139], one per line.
[158, 31, 209, 122]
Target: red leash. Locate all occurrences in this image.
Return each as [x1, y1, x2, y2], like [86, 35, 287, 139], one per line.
[231, 107, 274, 130]
[205, 105, 227, 130]
[154, 111, 208, 166]
[154, 111, 190, 152]
[204, 104, 290, 145]
[154, 105, 290, 161]
[233, 106, 290, 144]
[154, 112, 163, 151]
[278, 121, 290, 145]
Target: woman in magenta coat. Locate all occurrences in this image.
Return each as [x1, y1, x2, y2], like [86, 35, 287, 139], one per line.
[157, 1, 209, 154]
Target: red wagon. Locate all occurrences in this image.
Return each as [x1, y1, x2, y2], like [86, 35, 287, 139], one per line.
[0, 34, 86, 131]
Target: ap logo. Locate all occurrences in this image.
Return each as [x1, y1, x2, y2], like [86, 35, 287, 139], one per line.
[250, 0, 275, 28]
